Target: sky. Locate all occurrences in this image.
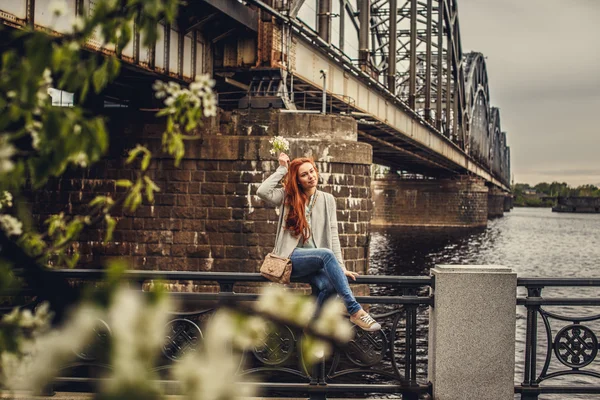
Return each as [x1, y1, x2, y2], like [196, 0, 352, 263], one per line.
[457, 0, 600, 186]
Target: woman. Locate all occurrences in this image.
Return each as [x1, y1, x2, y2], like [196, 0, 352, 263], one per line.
[256, 153, 381, 332]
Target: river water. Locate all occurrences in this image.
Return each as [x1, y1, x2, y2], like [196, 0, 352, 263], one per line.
[369, 207, 600, 399]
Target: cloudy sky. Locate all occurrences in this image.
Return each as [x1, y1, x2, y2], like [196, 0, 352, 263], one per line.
[457, 0, 600, 186]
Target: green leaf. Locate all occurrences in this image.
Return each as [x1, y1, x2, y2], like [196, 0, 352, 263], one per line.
[143, 176, 160, 203]
[126, 145, 147, 165]
[116, 179, 133, 188]
[89, 195, 114, 207]
[65, 252, 80, 268]
[107, 56, 120, 79]
[104, 214, 116, 243]
[141, 152, 151, 171]
[92, 62, 108, 93]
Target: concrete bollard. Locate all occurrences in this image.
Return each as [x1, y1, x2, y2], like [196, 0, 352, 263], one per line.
[428, 265, 517, 400]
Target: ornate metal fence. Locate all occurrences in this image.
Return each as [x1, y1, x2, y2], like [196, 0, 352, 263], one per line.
[2, 269, 433, 399]
[516, 278, 600, 399]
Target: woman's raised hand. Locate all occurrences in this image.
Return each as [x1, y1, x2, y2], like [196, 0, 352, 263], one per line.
[278, 152, 290, 167]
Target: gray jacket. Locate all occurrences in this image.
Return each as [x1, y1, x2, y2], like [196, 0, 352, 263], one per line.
[256, 165, 345, 266]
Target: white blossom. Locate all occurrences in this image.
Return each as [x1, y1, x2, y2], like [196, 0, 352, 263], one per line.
[0, 214, 22, 236]
[311, 298, 354, 342]
[70, 152, 88, 167]
[0, 159, 14, 174]
[172, 351, 255, 400]
[164, 96, 175, 107]
[36, 90, 49, 105]
[42, 68, 53, 86]
[2, 304, 102, 392]
[191, 74, 215, 94]
[153, 75, 218, 118]
[72, 16, 84, 31]
[204, 103, 217, 117]
[30, 131, 40, 149]
[269, 136, 290, 156]
[172, 308, 258, 400]
[0, 191, 13, 209]
[48, 0, 68, 16]
[101, 288, 172, 396]
[73, 124, 81, 135]
[204, 310, 268, 351]
[6, 91, 16, 99]
[67, 41, 80, 52]
[255, 285, 316, 327]
[0, 137, 16, 174]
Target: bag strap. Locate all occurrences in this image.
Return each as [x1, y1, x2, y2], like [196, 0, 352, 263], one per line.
[275, 192, 319, 258]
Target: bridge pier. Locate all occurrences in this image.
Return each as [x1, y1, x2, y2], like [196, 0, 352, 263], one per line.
[488, 186, 506, 218]
[31, 110, 372, 294]
[371, 175, 489, 229]
[504, 195, 513, 212]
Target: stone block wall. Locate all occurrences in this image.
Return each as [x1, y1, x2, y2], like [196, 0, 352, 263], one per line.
[371, 176, 489, 228]
[503, 195, 513, 212]
[487, 187, 506, 218]
[29, 110, 372, 294]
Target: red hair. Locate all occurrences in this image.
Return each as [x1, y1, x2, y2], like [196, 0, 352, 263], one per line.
[283, 158, 318, 242]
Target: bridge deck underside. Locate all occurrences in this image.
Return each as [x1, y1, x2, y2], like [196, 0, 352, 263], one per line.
[291, 80, 461, 177]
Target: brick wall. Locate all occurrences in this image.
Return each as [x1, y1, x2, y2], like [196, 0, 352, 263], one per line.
[371, 176, 489, 228]
[30, 110, 372, 295]
[487, 187, 506, 218]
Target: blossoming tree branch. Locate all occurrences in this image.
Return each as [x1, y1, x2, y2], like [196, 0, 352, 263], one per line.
[0, 1, 352, 398]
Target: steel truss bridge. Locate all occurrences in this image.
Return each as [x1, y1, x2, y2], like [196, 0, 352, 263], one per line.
[0, 0, 510, 190]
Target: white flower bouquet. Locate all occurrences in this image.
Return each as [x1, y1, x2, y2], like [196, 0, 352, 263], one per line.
[269, 136, 290, 156]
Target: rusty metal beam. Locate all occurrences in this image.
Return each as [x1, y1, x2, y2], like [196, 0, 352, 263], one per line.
[289, 0, 307, 18]
[408, 0, 417, 109]
[25, 0, 34, 27]
[358, 0, 370, 69]
[436, 0, 443, 130]
[339, 0, 345, 52]
[387, 0, 397, 92]
[318, 0, 331, 44]
[445, 23, 452, 137]
[191, 30, 198, 77]
[133, 20, 140, 64]
[164, 23, 170, 73]
[200, 0, 258, 31]
[178, 31, 184, 78]
[211, 28, 238, 43]
[184, 12, 219, 34]
[424, 0, 432, 121]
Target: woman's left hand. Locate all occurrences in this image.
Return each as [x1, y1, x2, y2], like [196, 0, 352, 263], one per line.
[344, 270, 359, 281]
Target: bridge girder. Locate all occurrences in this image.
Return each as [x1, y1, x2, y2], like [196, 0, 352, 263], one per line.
[0, 0, 511, 189]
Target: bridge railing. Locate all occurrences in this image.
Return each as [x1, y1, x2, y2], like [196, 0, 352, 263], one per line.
[516, 278, 600, 399]
[1, 269, 433, 400]
[217, 90, 356, 115]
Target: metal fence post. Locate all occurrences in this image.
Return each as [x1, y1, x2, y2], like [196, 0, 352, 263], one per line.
[309, 359, 326, 400]
[520, 286, 542, 400]
[320, 70, 327, 114]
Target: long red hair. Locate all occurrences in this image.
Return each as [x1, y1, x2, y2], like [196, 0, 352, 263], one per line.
[283, 158, 318, 242]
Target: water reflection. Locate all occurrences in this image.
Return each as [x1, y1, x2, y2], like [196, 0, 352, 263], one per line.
[369, 208, 600, 399]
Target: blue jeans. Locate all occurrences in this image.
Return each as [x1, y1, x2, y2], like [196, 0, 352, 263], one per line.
[290, 248, 362, 315]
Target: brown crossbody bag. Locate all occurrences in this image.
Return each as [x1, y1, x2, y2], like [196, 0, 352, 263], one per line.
[260, 193, 318, 284]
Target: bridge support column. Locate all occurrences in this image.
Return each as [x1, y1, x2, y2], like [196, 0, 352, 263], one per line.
[32, 110, 372, 294]
[429, 265, 517, 400]
[488, 186, 505, 218]
[371, 176, 489, 229]
[504, 195, 513, 212]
